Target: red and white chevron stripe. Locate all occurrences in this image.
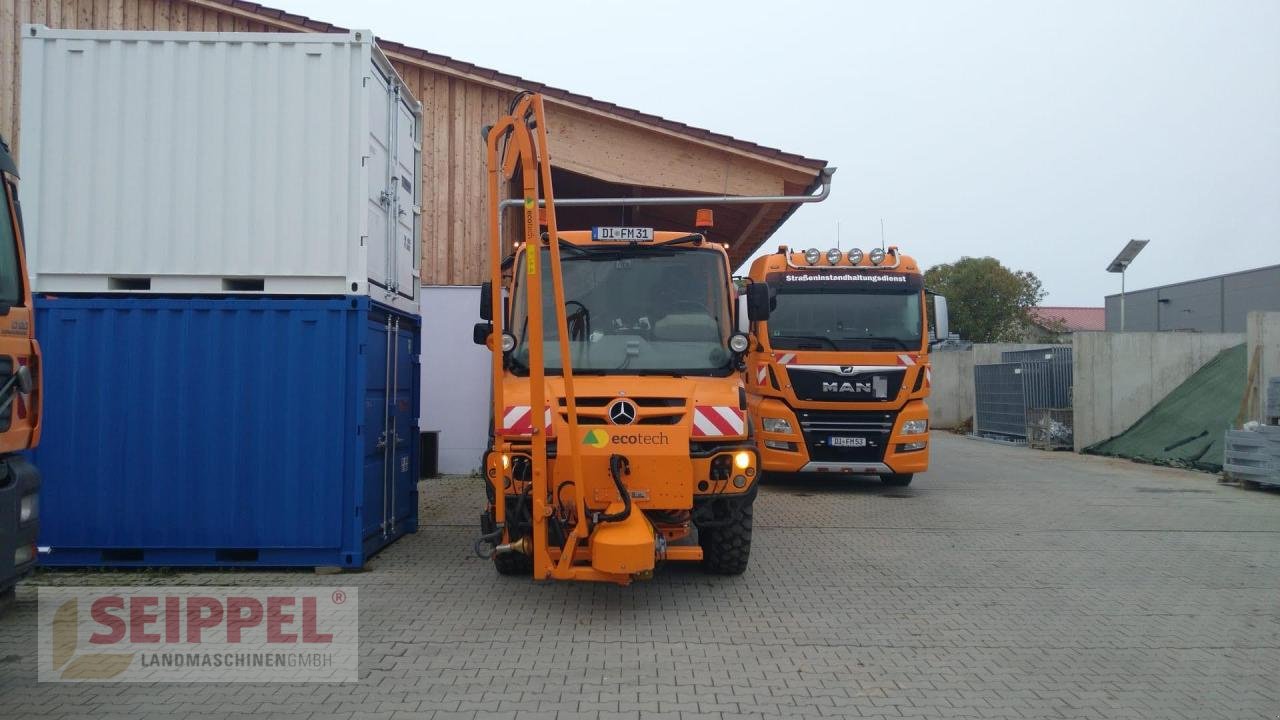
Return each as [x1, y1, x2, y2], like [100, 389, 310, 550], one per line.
[499, 405, 553, 436]
[924, 366, 932, 388]
[896, 353, 917, 366]
[755, 364, 769, 386]
[692, 406, 746, 437]
[773, 352, 797, 366]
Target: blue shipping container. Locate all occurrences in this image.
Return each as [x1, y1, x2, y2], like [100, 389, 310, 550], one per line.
[32, 295, 420, 568]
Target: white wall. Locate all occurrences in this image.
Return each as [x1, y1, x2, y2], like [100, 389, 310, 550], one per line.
[1246, 311, 1280, 423]
[1071, 331, 1244, 451]
[420, 286, 491, 475]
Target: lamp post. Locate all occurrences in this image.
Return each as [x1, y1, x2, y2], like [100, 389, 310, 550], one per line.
[1106, 239, 1149, 332]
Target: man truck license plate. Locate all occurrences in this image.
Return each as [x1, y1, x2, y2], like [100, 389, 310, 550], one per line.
[830, 436, 867, 448]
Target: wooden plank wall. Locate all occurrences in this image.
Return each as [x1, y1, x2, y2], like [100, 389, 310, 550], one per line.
[0, 0, 513, 284]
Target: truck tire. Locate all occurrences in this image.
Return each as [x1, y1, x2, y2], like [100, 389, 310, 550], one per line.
[699, 501, 753, 575]
[492, 548, 532, 576]
[880, 473, 913, 487]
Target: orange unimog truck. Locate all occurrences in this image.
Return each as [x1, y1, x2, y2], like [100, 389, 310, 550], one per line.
[742, 245, 947, 487]
[471, 94, 831, 584]
[0, 134, 42, 599]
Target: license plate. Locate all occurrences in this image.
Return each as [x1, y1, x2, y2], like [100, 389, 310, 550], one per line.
[591, 226, 653, 242]
[829, 436, 867, 448]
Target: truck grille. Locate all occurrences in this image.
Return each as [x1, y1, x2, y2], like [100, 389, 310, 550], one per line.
[786, 367, 905, 402]
[557, 397, 686, 426]
[797, 409, 896, 463]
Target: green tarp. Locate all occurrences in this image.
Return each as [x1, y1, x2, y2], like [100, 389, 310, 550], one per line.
[1085, 343, 1246, 472]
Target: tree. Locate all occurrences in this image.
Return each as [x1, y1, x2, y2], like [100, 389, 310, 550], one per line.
[924, 257, 1045, 342]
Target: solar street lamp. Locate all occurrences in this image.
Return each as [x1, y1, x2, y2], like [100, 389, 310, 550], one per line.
[1106, 239, 1149, 332]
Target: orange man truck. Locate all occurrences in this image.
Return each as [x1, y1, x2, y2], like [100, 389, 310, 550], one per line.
[0, 135, 42, 599]
[742, 245, 947, 486]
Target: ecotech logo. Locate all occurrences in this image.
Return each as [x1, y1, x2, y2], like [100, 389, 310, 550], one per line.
[37, 587, 358, 683]
[581, 429, 671, 447]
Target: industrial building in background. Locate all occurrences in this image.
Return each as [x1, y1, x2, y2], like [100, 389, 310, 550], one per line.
[1105, 264, 1280, 333]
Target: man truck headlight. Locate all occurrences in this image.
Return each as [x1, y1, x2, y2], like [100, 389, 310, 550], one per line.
[728, 333, 749, 353]
[761, 417, 793, 434]
[869, 247, 886, 265]
[848, 248, 863, 264]
[803, 248, 821, 265]
[825, 248, 842, 264]
[19, 494, 37, 523]
[733, 451, 752, 470]
[901, 419, 928, 435]
[899, 441, 927, 452]
[500, 332, 517, 353]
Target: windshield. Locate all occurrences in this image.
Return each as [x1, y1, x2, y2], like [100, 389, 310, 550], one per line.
[509, 246, 732, 375]
[0, 181, 22, 307]
[768, 286, 923, 351]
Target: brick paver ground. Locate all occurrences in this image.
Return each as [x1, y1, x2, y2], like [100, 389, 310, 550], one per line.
[1, 434, 1278, 719]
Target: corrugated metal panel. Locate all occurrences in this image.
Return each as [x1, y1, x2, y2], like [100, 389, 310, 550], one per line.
[974, 360, 1065, 440]
[1001, 347, 1073, 408]
[30, 294, 420, 567]
[18, 26, 421, 314]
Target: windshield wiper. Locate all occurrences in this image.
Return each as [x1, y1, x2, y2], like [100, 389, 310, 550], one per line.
[772, 334, 838, 350]
[653, 233, 703, 248]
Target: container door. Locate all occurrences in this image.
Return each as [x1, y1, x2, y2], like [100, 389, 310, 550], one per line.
[392, 94, 420, 304]
[387, 317, 418, 529]
[365, 66, 394, 297]
[364, 308, 417, 543]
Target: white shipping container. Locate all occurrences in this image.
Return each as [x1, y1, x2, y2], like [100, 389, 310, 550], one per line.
[19, 26, 422, 315]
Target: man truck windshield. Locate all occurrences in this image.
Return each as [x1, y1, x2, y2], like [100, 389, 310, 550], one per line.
[0, 180, 22, 307]
[511, 247, 732, 375]
[768, 287, 922, 351]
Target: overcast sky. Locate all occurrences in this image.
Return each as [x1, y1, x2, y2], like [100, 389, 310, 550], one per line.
[300, 0, 1279, 306]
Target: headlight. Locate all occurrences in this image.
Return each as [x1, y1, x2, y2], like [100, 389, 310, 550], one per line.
[500, 333, 517, 353]
[825, 248, 842, 264]
[19, 493, 37, 523]
[848, 248, 863, 264]
[500, 453, 511, 470]
[803, 248, 821, 265]
[899, 441, 927, 452]
[728, 333, 749, 353]
[901, 419, 928, 435]
[761, 417, 793, 434]
[14, 544, 34, 566]
[869, 248, 886, 265]
[733, 451, 752, 470]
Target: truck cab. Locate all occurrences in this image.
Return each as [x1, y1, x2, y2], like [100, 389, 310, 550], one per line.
[0, 135, 42, 598]
[478, 227, 760, 580]
[742, 245, 946, 486]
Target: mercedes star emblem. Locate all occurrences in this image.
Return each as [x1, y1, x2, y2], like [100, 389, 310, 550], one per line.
[607, 399, 637, 425]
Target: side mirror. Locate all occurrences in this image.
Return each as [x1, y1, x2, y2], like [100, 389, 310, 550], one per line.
[473, 322, 492, 346]
[746, 283, 772, 323]
[15, 365, 32, 394]
[479, 281, 493, 322]
[931, 295, 949, 345]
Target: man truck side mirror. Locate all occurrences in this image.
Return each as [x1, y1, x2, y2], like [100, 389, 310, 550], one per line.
[473, 322, 492, 346]
[746, 283, 772, 323]
[931, 295, 949, 346]
[478, 281, 493, 321]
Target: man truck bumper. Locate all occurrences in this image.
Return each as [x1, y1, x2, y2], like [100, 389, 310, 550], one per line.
[749, 397, 930, 476]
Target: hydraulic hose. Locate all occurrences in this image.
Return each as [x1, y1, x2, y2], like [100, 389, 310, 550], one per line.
[595, 454, 632, 524]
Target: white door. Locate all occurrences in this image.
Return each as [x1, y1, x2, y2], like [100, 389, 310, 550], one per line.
[366, 67, 394, 296]
[392, 95, 420, 302]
